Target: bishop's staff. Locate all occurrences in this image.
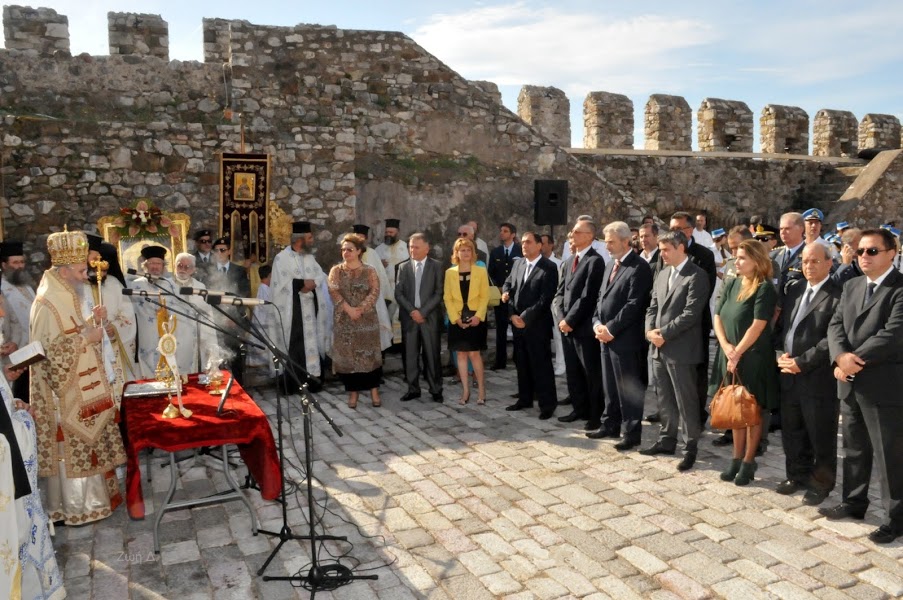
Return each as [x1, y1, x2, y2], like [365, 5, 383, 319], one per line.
[89, 256, 109, 327]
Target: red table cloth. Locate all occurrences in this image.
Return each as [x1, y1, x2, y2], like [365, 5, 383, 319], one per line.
[123, 373, 282, 519]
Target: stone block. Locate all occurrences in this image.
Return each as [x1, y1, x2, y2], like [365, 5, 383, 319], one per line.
[697, 98, 753, 152]
[859, 113, 901, 152]
[760, 104, 809, 155]
[517, 85, 571, 148]
[645, 94, 692, 151]
[2, 5, 70, 57]
[108, 12, 169, 60]
[813, 109, 858, 157]
[584, 91, 634, 149]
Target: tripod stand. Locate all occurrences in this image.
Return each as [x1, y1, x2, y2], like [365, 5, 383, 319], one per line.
[258, 381, 378, 594]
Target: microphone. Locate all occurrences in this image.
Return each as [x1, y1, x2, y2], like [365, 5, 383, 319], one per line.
[126, 268, 162, 283]
[122, 289, 165, 297]
[205, 296, 271, 307]
[179, 287, 236, 297]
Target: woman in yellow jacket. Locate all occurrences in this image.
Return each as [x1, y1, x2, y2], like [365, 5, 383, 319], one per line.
[444, 238, 490, 405]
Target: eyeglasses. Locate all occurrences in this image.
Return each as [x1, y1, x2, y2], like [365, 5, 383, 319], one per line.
[214, 248, 230, 253]
[198, 239, 212, 244]
[856, 247, 891, 256]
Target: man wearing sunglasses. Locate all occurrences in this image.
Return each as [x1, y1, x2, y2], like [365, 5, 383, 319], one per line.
[192, 229, 214, 283]
[824, 228, 903, 544]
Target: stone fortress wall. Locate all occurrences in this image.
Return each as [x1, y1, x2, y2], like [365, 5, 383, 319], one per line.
[1, 5, 901, 269]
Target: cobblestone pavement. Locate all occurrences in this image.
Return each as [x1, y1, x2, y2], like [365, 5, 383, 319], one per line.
[53, 364, 903, 599]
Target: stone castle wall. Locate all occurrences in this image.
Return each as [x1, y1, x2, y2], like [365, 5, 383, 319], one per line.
[1, 5, 899, 271]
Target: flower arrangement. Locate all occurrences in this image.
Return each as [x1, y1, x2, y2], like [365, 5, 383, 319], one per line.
[113, 200, 179, 238]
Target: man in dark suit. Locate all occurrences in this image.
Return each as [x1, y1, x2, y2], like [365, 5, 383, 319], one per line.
[502, 232, 559, 419]
[488, 222, 521, 369]
[192, 229, 215, 283]
[773, 243, 843, 506]
[641, 231, 710, 470]
[552, 219, 606, 430]
[772, 212, 806, 302]
[667, 212, 716, 428]
[395, 233, 444, 402]
[822, 228, 903, 544]
[589, 221, 653, 450]
[206, 237, 251, 383]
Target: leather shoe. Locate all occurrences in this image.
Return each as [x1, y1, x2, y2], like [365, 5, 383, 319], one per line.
[868, 525, 902, 544]
[645, 412, 661, 423]
[539, 411, 554, 420]
[677, 452, 697, 472]
[818, 503, 866, 521]
[431, 393, 444, 403]
[586, 428, 619, 439]
[638, 442, 675, 456]
[401, 391, 421, 402]
[802, 489, 829, 506]
[614, 439, 640, 451]
[584, 419, 601, 431]
[712, 432, 733, 446]
[776, 479, 805, 495]
[557, 396, 572, 406]
[506, 403, 530, 411]
[557, 412, 583, 423]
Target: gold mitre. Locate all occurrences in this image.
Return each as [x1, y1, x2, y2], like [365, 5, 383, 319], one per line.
[47, 226, 88, 266]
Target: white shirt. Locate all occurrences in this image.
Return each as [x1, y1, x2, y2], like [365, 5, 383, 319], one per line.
[692, 228, 715, 249]
[867, 265, 895, 287]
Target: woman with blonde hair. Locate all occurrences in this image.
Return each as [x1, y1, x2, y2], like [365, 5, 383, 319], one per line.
[327, 233, 383, 409]
[709, 239, 779, 485]
[444, 237, 490, 405]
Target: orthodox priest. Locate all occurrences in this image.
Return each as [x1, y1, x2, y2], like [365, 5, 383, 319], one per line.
[375, 218, 408, 345]
[269, 221, 330, 390]
[30, 228, 126, 525]
[1, 241, 36, 400]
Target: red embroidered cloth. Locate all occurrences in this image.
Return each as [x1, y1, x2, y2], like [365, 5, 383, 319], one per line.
[123, 374, 282, 519]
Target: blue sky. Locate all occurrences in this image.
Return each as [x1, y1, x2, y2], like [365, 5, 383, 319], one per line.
[10, 1, 903, 149]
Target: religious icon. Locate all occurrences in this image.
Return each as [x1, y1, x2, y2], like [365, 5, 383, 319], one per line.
[233, 173, 256, 201]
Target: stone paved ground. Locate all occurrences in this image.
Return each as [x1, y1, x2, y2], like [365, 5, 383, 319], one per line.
[53, 361, 903, 599]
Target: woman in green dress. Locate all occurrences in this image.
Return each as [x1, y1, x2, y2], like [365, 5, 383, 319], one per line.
[709, 239, 780, 485]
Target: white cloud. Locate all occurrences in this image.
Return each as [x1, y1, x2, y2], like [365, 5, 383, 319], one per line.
[412, 2, 720, 94]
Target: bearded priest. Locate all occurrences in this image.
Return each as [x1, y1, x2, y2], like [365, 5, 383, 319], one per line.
[29, 228, 126, 525]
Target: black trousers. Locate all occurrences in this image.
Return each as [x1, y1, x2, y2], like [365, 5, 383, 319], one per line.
[780, 384, 840, 491]
[562, 334, 602, 421]
[840, 394, 903, 529]
[493, 305, 510, 368]
[512, 331, 557, 413]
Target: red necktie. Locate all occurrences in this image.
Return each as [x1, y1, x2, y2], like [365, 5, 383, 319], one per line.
[608, 259, 621, 284]
[571, 255, 579, 273]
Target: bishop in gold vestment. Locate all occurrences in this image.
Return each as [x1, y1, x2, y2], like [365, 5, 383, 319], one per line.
[29, 230, 126, 525]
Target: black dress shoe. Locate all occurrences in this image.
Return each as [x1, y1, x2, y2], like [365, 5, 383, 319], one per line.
[401, 391, 421, 402]
[802, 489, 829, 506]
[614, 439, 640, 451]
[645, 412, 661, 423]
[557, 412, 582, 423]
[557, 396, 572, 406]
[868, 525, 902, 544]
[818, 503, 866, 521]
[539, 412, 554, 420]
[584, 419, 601, 431]
[677, 452, 697, 472]
[586, 428, 618, 439]
[776, 479, 805, 495]
[431, 393, 444, 403]
[712, 432, 733, 446]
[638, 442, 675, 456]
[506, 403, 530, 411]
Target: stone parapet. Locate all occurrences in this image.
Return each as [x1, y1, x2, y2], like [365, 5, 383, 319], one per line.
[2, 5, 69, 57]
[760, 104, 809, 155]
[697, 98, 753, 152]
[108, 12, 168, 61]
[858, 113, 901, 152]
[202, 18, 232, 64]
[517, 85, 571, 148]
[644, 94, 691, 151]
[583, 91, 633, 150]
[470, 80, 502, 105]
[812, 109, 858, 157]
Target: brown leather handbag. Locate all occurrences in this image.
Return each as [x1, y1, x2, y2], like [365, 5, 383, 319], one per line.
[710, 371, 761, 429]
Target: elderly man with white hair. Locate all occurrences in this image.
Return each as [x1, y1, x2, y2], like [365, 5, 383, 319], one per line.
[171, 252, 219, 373]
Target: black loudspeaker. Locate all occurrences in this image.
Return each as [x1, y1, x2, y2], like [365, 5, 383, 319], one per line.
[533, 180, 568, 226]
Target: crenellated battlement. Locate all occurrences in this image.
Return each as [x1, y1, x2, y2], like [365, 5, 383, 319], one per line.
[2, 5, 68, 57]
[108, 12, 168, 61]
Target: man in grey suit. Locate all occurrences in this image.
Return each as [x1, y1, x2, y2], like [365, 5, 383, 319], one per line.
[395, 233, 444, 402]
[823, 228, 903, 544]
[641, 231, 710, 470]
